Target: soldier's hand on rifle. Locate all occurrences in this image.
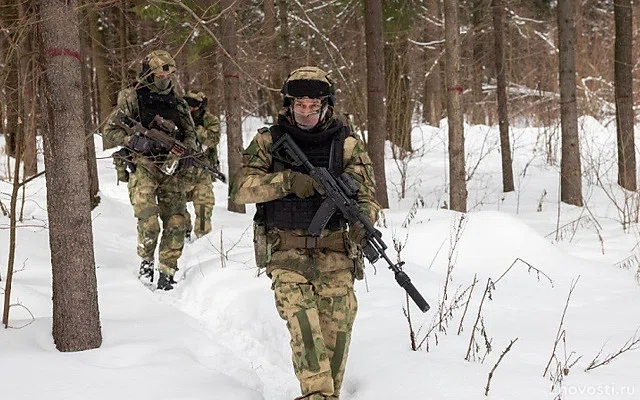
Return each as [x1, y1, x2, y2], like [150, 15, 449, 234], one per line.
[128, 135, 155, 154]
[130, 134, 167, 155]
[288, 171, 325, 198]
[348, 221, 367, 246]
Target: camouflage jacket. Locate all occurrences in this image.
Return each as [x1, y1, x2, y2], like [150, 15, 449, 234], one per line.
[193, 111, 220, 165]
[232, 114, 380, 227]
[194, 111, 220, 148]
[103, 80, 197, 173]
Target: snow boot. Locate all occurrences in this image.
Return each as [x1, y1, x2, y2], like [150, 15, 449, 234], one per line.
[185, 229, 193, 243]
[157, 272, 176, 291]
[138, 260, 154, 283]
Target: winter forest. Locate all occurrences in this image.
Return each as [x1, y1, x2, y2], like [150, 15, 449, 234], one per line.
[1, 1, 640, 400]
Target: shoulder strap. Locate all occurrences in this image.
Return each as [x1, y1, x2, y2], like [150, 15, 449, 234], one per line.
[269, 125, 286, 172]
[330, 125, 349, 176]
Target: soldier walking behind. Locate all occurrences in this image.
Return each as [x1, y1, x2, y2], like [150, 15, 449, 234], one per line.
[104, 50, 197, 291]
[232, 67, 380, 400]
[182, 91, 220, 241]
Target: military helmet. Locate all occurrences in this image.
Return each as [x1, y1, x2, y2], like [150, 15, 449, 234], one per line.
[184, 90, 208, 108]
[142, 50, 176, 76]
[184, 90, 207, 105]
[281, 66, 335, 106]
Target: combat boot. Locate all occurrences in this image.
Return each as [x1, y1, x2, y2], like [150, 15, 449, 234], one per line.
[157, 272, 177, 291]
[138, 259, 154, 283]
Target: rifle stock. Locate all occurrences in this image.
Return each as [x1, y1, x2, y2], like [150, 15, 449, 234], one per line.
[271, 133, 430, 312]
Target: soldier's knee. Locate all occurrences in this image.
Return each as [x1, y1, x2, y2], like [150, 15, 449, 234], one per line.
[139, 216, 161, 236]
[165, 214, 185, 232]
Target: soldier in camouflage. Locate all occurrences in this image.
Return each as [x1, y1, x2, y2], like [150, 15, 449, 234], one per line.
[232, 67, 380, 400]
[103, 50, 197, 291]
[182, 91, 220, 241]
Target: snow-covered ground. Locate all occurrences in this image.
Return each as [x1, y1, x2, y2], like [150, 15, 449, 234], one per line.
[1, 116, 639, 399]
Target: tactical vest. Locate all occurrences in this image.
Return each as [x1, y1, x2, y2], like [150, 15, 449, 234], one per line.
[255, 123, 349, 232]
[136, 86, 185, 141]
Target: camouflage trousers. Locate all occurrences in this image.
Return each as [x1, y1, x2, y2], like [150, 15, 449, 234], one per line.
[183, 169, 215, 237]
[271, 268, 357, 399]
[128, 165, 187, 275]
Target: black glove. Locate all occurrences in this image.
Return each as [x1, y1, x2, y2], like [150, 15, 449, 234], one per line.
[128, 135, 163, 154]
[289, 171, 325, 198]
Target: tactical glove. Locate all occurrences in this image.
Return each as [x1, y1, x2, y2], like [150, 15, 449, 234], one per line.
[348, 221, 367, 246]
[128, 135, 163, 154]
[288, 171, 325, 198]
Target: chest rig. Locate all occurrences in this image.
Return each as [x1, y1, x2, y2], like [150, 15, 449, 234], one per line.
[255, 123, 349, 232]
[136, 86, 185, 142]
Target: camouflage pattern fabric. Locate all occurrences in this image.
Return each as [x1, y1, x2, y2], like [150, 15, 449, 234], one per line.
[272, 269, 357, 399]
[183, 111, 220, 237]
[232, 109, 379, 399]
[103, 80, 197, 157]
[233, 111, 378, 224]
[128, 164, 186, 276]
[145, 50, 176, 75]
[183, 168, 214, 237]
[194, 111, 221, 151]
[103, 77, 196, 277]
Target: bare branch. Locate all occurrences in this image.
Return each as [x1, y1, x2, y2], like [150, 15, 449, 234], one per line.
[585, 328, 640, 371]
[543, 277, 580, 377]
[485, 338, 519, 396]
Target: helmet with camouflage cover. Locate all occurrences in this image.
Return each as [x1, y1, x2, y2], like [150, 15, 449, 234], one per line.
[184, 90, 208, 109]
[281, 66, 335, 107]
[141, 50, 176, 77]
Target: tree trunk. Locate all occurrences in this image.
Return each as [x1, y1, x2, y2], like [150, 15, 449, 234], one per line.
[4, 26, 18, 158]
[79, 1, 100, 208]
[118, 0, 128, 88]
[270, 0, 291, 122]
[470, 0, 487, 125]
[36, 0, 102, 351]
[614, 0, 636, 191]
[364, 0, 389, 209]
[492, 0, 514, 192]
[221, 0, 246, 214]
[444, 0, 467, 212]
[18, 0, 38, 177]
[89, 6, 118, 149]
[385, 36, 412, 151]
[264, 0, 281, 121]
[557, 0, 583, 206]
[278, 0, 292, 75]
[422, 0, 443, 127]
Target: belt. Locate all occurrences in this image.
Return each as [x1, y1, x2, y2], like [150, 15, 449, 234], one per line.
[278, 233, 345, 252]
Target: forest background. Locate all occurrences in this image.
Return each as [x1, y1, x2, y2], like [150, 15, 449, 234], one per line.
[1, 0, 640, 352]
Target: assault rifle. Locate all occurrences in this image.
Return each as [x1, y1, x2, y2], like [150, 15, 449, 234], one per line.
[113, 110, 226, 183]
[271, 133, 430, 312]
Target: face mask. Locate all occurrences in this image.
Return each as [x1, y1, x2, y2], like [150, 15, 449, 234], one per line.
[292, 102, 326, 131]
[155, 77, 171, 90]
